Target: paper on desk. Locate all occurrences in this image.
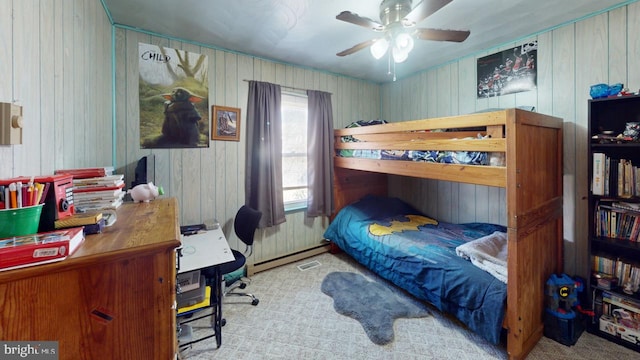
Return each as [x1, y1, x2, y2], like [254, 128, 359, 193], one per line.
[178, 230, 235, 273]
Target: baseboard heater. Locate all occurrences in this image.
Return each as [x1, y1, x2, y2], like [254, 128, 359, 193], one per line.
[247, 243, 331, 276]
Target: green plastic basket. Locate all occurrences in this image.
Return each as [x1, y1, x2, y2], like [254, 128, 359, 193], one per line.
[0, 204, 44, 238]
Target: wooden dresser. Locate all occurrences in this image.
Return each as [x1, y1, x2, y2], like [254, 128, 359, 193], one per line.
[0, 198, 181, 360]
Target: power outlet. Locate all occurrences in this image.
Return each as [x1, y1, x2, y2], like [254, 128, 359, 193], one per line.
[0, 102, 23, 144]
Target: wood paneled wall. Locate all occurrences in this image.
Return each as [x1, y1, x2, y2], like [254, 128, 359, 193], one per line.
[382, 2, 640, 278]
[3, 1, 639, 275]
[114, 28, 380, 265]
[0, 0, 113, 179]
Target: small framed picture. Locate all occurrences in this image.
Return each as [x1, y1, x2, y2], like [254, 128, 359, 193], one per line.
[211, 105, 241, 141]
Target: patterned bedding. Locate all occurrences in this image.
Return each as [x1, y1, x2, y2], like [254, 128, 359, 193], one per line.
[337, 148, 489, 165]
[323, 195, 508, 344]
[338, 119, 491, 165]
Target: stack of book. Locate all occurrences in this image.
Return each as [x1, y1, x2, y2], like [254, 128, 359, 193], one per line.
[56, 167, 125, 213]
[72, 175, 125, 211]
[0, 226, 84, 271]
[595, 200, 640, 242]
[592, 153, 639, 197]
[592, 254, 640, 292]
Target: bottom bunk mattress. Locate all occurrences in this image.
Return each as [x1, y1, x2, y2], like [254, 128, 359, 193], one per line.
[323, 195, 508, 344]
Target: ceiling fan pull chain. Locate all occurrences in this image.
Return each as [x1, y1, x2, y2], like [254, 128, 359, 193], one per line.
[387, 49, 397, 81]
[392, 59, 397, 82]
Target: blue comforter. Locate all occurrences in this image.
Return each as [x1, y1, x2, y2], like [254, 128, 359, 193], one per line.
[323, 195, 507, 344]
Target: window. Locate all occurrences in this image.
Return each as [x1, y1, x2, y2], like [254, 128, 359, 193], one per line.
[281, 91, 308, 210]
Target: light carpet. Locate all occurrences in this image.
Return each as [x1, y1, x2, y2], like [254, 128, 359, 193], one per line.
[180, 252, 640, 359]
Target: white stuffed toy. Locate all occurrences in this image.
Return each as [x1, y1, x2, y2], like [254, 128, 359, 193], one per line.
[129, 182, 164, 202]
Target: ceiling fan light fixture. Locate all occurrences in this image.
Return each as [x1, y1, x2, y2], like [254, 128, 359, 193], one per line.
[370, 38, 389, 59]
[392, 45, 409, 63]
[394, 32, 414, 53]
[336, 0, 470, 74]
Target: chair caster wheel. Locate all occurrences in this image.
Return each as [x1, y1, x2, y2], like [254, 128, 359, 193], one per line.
[221, 318, 226, 327]
[239, 283, 247, 289]
[251, 299, 259, 306]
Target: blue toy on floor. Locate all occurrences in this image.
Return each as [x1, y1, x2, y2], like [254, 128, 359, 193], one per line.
[543, 273, 590, 346]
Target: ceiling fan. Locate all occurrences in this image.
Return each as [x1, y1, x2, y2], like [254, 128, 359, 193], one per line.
[336, 0, 470, 63]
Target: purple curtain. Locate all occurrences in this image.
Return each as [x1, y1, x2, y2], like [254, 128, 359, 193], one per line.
[306, 90, 334, 217]
[245, 81, 285, 228]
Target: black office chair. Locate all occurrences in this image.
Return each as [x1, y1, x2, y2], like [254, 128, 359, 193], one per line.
[203, 205, 262, 306]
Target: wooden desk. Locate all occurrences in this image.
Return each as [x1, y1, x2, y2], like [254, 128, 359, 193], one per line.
[0, 198, 181, 360]
[177, 227, 235, 349]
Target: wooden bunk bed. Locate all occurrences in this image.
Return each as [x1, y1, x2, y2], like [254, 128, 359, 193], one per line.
[331, 108, 563, 360]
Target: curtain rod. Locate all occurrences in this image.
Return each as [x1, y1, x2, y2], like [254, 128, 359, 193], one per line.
[242, 79, 332, 95]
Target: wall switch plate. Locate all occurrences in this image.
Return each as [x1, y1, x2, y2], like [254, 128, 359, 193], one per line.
[0, 102, 23, 144]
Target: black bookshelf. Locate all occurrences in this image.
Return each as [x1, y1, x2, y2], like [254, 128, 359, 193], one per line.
[587, 95, 640, 353]
[592, 236, 640, 252]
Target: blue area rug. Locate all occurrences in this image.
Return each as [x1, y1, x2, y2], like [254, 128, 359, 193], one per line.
[321, 271, 430, 345]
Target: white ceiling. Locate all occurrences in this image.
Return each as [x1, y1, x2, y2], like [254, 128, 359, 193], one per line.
[102, 0, 633, 83]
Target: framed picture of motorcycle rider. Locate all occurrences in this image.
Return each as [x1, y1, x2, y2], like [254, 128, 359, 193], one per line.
[212, 105, 241, 141]
[476, 40, 537, 98]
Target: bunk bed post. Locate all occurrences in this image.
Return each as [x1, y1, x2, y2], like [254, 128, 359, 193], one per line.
[556, 125, 564, 272]
[505, 109, 564, 360]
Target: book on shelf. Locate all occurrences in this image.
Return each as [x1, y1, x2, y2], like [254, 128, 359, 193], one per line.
[55, 166, 114, 179]
[595, 200, 640, 241]
[593, 152, 605, 195]
[592, 254, 640, 292]
[613, 202, 640, 212]
[592, 254, 617, 275]
[618, 159, 635, 198]
[593, 154, 639, 198]
[617, 160, 624, 198]
[610, 158, 619, 197]
[0, 227, 84, 271]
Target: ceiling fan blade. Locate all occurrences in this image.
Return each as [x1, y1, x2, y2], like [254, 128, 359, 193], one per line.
[336, 39, 377, 57]
[336, 11, 384, 31]
[415, 28, 470, 42]
[404, 0, 452, 26]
